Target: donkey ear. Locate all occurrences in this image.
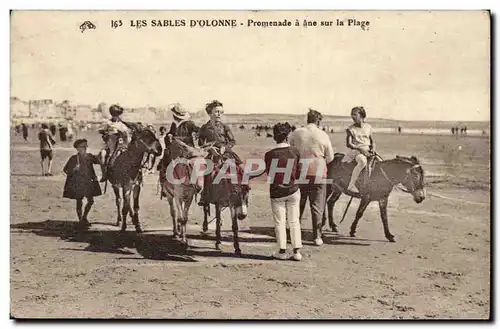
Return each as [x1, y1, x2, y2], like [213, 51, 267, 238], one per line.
[411, 156, 419, 164]
[396, 155, 401, 159]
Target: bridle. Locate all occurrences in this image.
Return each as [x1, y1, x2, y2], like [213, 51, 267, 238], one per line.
[132, 129, 159, 171]
[379, 158, 423, 194]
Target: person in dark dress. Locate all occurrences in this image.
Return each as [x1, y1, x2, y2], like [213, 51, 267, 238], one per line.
[197, 100, 242, 206]
[49, 123, 57, 137]
[59, 123, 68, 142]
[21, 123, 29, 142]
[63, 139, 102, 226]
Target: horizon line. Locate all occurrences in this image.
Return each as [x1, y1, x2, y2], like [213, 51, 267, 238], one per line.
[10, 96, 490, 123]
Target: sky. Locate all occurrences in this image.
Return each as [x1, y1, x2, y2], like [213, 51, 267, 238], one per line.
[10, 10, 490, 121]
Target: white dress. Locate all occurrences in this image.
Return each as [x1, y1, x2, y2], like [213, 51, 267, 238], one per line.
[342, 123, 372, 163]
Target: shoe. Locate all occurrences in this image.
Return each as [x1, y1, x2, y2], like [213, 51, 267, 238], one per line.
[272, 251, 289, 260]
[314, 237, 324, 246]
[347, 185, 359, 194]
[292, 251, 302, 261]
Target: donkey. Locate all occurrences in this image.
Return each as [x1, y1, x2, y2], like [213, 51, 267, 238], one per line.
[161, 138, 210, 247]
[201, 154, 251, 256]
[304, 154, 426, 242]
[106, 126, 162, 233]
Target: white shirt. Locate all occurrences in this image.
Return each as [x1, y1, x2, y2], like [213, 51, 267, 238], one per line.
[289, 123, 334, 177]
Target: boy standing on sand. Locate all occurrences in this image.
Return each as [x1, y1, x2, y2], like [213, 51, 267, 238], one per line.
[38, 123, 56, 176]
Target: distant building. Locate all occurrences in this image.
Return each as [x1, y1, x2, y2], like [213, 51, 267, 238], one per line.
[10, 97, 30, 118]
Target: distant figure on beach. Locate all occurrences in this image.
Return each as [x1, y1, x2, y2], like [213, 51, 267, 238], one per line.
[59, 123, 68, 142]
[451, 127, 455, 135]
[38, 123, 56, 176]
[464, 126, 468, 136]
[50, 123, 57, 137]
[21, 123, 29, 142]
[398, 126, 402, 134]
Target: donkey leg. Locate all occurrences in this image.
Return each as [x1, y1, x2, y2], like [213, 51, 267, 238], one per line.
[132, 185, 142, 233]
[379, 197, 395, 242]
[215, 205, 222, 251]
[121, 189, 131, 232]
[349, 198, 371, 237]
[169, 198, 180, 239]
[113, 186, 122, 226]
[328, 189, 342, 233]
[182, 197, 194, 248]
[230, 208, 242, 256]
[201, 205, 209, 234]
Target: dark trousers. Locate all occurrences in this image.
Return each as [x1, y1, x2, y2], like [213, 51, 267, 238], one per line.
[299, 178, 327, 240]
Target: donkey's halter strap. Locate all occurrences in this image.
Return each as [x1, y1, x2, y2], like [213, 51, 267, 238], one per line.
[379, 161, 421, 194]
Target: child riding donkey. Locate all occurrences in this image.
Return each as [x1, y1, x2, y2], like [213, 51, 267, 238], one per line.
[98, 105, 135, 183]
[158, 104, 201, 197]
[343, 106, 377, 194]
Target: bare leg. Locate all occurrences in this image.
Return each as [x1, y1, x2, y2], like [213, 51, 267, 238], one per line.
[82, 196, 94, 225]
[113, 186, 122, 226]
[47, 159, 53, 175]
[76, 198, 83, 221]
[349, 197, 371, 237]
[231, 208, 242, 255]
[215, 204, 222, 251]
[40, 159, 45, 176]
[132, 185, 142, 233]
[379, 197, 395, 242]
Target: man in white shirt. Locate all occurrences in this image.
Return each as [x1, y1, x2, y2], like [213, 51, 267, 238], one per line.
[289, 108, 334, 246]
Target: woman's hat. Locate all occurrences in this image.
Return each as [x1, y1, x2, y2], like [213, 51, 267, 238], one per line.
[109, 105, 124, 117]
[170, 103, 190, 120]
[73, 139, 88, 148]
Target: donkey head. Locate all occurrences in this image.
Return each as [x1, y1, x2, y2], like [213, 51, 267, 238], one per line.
[396, 155, 426, 204]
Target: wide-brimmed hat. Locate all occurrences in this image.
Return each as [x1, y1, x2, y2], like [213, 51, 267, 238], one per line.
[170, 103, 190, 120]
[73, 138, 88, 148]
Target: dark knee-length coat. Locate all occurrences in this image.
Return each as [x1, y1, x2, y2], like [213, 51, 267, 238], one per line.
[63, 153, 102, 199]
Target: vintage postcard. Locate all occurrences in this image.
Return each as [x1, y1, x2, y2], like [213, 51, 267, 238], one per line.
[10, 10, 490, 319]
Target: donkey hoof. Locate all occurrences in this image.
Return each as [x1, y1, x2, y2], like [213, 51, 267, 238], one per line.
[200, 231, 208, 237]
[235, 249, 242, 256]
[387, 235, 396, 243]
[215, 244, 222, 251]
[331, 225, 339, 233]
[173, 235, 181, 241]
[135, 227, 143, 234]
[350, 231, 356, 237]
